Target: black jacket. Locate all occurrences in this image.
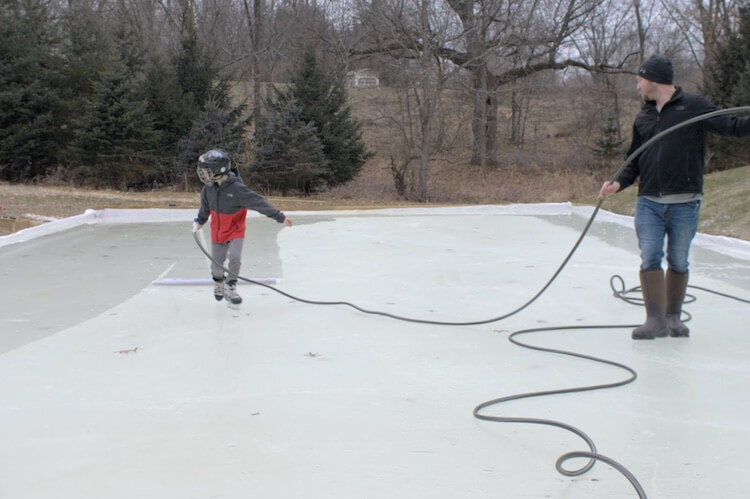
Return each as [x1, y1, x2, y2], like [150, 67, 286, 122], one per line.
[616, 87, 750, 196]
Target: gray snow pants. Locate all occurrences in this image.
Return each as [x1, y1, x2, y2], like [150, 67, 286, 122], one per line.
[211, 238, 244, 283]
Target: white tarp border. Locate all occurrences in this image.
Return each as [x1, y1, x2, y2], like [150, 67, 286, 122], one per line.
[2, 204, 749, 261]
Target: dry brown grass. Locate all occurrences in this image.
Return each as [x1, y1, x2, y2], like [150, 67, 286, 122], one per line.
[333, 84, 606, 205]
[0, 157, 602, 236]
[0, 182, 394, 235]
[322, 154, 601, 205]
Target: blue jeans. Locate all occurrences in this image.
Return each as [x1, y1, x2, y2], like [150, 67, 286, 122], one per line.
[634, 197, 701, 273]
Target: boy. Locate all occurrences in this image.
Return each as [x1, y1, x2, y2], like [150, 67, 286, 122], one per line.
[193, 149, 293, 305]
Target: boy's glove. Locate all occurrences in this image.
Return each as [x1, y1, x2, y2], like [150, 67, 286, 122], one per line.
[192, 217, 201, 233]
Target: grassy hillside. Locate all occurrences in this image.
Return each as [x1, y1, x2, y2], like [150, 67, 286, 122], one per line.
[591, 165, 750, 241]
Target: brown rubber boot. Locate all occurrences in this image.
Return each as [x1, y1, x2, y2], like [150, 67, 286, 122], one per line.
[632, 269, 669, 340]
[666, 269, 690, 337]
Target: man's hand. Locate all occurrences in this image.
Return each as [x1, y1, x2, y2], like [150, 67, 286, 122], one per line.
[284, 217, 293, 227]
[192, 217, 202, 233]
[598, 180, 621, 200]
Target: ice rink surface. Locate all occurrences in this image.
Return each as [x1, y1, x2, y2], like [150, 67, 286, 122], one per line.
[1, 204, 749, 499]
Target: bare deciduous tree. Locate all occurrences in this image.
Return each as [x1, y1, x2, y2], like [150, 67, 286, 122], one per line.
[353, 0, 458, 199]
[573, 0, 639, 144]
[659, 0, 740, 87]
[354, 0, 628, 168]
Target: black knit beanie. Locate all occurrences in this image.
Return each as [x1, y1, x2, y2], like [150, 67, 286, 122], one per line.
[637, 55, 674, 84]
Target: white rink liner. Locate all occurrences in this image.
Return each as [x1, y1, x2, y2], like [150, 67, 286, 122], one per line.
[3, 203, 749, 261]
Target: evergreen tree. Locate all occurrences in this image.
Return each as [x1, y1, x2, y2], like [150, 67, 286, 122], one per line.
[154, 20, 247, 186]
[703, 2, 750, 171]
[143, 57, 197, 158]
[272, 48, 372, 187]
[729, 3, 750, 106]
[59, 0, 110, 101]
[176, 99, 249, 189]
[251, 99, 330, 195]
[139, 32, 211, 164]
[174, 29, 215, 112]
[591, 114, 624, 173]
[66, 53, 162, 188]
[0, 0, 66, 180]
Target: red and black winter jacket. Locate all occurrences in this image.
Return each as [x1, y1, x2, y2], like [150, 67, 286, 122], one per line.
[196, 173, 286, 243]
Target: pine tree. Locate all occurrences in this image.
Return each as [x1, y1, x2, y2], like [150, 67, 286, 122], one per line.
[251, 99, 330, 195]
[591, 114, 624, 172]
[272, 48, 372, 187]
[176, 99, 249, 189]
[703, 2, 750, 171]
[164, 18, 249, 187]
[729, 3, 750, 107]
[0, 0, 67, 180]
[140, 31, 212, 166]
[66, 53, 162, 188]
[174, 29, 214, 112]
[143, 57, 197, 157]
[58, 0, 110, 123]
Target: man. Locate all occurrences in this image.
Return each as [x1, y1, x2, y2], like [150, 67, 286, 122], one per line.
[599, 55, 750, 340]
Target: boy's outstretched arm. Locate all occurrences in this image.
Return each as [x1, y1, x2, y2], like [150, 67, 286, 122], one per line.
[238, 187, 288, 224]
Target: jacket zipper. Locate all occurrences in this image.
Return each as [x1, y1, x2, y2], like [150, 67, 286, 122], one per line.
[655, 111, 663, 196]
[215, 182, 221, 242]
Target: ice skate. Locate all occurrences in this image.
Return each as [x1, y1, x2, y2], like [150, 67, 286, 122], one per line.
[225, 280, 242, 308]
[213, 277, 225, 301]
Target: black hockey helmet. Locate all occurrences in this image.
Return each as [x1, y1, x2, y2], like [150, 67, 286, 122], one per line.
[197, 149, 231, 185]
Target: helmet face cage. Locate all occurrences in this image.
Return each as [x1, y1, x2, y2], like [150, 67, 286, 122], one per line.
[196, 165, 215, 186]
[197, 149, 231, 186]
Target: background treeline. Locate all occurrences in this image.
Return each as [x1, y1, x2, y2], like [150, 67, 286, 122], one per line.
[2, 0, 749, 198]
